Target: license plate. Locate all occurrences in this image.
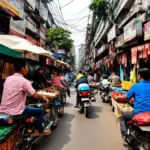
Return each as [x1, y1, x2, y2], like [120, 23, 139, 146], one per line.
[81, 98, 89, 101]
[84, 102, 90, 107]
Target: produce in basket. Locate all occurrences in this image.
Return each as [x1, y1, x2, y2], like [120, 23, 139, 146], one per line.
[112, 92, 128, 103]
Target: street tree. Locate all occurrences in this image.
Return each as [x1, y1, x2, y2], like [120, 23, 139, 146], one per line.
[47, 27, 74, 53]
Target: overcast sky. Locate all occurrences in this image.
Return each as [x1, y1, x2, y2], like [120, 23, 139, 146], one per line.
[57, 0, 92, 48]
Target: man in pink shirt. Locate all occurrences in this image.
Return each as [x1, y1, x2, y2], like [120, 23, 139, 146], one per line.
[52, 71, 64, 88]
[0, 59, 51, 136]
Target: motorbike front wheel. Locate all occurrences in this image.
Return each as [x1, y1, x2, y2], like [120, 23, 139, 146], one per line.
[51, 107, 58, 129]
[58, 103, 64, 117]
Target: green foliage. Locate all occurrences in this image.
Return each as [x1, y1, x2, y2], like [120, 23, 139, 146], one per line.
[47, 27, 74, 53]
[89, 0, 110, 19]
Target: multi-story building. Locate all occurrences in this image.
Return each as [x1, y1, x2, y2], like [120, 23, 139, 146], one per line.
[0, 0, 55, 50]
[86, 0, 150, 80]
[78, 44, 86, 71]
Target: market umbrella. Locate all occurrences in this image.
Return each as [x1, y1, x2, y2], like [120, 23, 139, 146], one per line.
[0, 35, 55, 60]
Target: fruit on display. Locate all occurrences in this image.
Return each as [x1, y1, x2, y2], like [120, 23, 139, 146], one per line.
[112, 92, 128, 103]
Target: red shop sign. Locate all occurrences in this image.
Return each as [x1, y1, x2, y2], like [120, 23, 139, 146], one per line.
[131, 47, 138, 64]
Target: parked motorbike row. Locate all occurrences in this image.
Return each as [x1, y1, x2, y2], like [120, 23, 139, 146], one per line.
[0, 88, 67, 150]
[99, 85, 150, 150]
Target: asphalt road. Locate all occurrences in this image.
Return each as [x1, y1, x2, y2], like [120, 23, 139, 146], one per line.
[35, 88, 127, 150]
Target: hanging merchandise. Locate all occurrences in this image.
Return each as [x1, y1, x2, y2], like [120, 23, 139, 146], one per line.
[130, 65, 137, 83]
[138, 45, 144, 58]
[143, 45, 148, 62]
[131, 47, 138, 64]
[121, 53, 127, 67]
[120, 65, 124, 81]
[145, 43, 150, 55]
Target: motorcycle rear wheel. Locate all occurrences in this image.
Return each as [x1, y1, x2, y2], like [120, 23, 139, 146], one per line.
[84, 107, 89, 118]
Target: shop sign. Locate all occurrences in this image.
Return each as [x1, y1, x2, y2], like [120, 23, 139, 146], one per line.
[144, 21, 150, 41]
[98, 44, 108, 55]
[10, 17, 25, 37]
[131, 47, 138, 64]
[0, 0, 24, 19]
[145, 43, 150, 55]
[25, 16, 37, 33]
[26, 0, 36, 10]
[107, 25, 116, 43]
[25, 53, 39, 61]
[124, 19, 142, 43]
[26, 35, 37, 45]
[40, 1, 48, 21]
[115, 34, 124, 48]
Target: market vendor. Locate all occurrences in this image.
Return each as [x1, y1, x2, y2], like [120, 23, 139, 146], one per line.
[109, 71, 121, 87]
[120, 68, 150, 142]
[0, 59, 51, 137]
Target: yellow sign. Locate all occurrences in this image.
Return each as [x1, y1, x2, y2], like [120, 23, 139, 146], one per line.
[0, 0, 21, 18]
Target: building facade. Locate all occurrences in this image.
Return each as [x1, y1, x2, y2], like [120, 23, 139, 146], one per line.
[83, 0, 150, 81]
[0, 0, 55, 51]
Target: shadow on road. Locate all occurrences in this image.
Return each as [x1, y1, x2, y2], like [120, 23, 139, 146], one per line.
[65, 102, 73, 107]
[35, 113, 75, 150]
[88, 105, 103, 119]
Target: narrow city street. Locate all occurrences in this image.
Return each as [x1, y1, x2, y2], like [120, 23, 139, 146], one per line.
[35, 88, 127, 150]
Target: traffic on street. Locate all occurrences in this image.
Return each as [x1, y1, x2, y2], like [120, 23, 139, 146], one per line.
[0, 0, 150, 150]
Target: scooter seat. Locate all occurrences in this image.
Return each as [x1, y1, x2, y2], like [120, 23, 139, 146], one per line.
[0, 113, 25, 126]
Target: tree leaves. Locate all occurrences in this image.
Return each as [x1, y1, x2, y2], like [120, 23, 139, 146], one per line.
[89, 0, 110, 19]
[47, 27, 74, 53]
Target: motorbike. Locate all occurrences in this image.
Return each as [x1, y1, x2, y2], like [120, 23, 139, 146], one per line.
[99, 83, 111, 103]
[126, 119, 150, 150]
[90, 86, 98, 102]
[0, 102, 56, 150]
[77, 83, 91, 118]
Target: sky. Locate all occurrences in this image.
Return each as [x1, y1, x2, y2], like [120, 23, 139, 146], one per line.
[51, 0, 92, 48]
[49, 0, 92, 69]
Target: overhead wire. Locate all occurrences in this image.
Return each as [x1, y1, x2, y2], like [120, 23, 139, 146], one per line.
[57, 0, 69, 30]
[61, 0, 74, 9]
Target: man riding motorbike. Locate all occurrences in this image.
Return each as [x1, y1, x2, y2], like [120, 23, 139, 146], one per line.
[120, 68, 150, 142]
[60, 73, 71, 97]
[74, 72, 88, 107]
[109, 71, 121, 87]
[0, 59, 51, 137]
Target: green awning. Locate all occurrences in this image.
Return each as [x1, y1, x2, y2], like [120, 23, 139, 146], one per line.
[0, 44, 23, 58]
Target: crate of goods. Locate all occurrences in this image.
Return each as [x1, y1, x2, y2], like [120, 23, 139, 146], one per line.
[122, 81, 134, 91]
[37, 91, 58, 99]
